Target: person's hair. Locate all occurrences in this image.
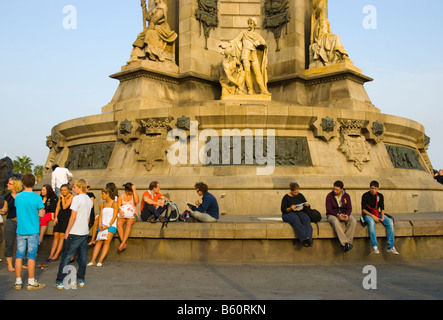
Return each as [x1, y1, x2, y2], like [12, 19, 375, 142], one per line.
[123, 182, 134, 193]
[101, 187, 114, 199]
[73, 179, 88, 192]
[149, 181, 159, 191]
[106, 182, 118, 197]
[9, 177, 23, 194]
[52, 164, 59, 171]
[289, 182, 299, 191]
[370, 180, 379, 188]
[42, 184, 55, 198]
[194, 182, 209, 194]
[60, 183, 69, 191]
[22, 173, 36, 188]
[333, 180, 344, 189]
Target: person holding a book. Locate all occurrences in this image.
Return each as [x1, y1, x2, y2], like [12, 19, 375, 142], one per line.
[280, 182, 313, 247]
[186, 182, 219, 222]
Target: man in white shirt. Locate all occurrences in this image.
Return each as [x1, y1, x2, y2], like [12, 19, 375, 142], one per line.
[51, 165, 73, 197]
[55, 179, 92, 289]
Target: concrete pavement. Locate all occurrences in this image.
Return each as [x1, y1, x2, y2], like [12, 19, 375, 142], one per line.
[1, 257, 442, 300]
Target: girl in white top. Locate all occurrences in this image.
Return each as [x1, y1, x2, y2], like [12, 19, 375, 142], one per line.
[117, 182, 139, 252]
[87, 187, 118, 267]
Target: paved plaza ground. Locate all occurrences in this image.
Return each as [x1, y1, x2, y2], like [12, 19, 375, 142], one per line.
[1, 257, 442, 301]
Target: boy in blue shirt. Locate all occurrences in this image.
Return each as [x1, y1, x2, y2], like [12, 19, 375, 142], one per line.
[14, 173, 46, 290]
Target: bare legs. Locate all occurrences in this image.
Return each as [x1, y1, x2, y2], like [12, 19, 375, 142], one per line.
[48, 232, 65, 261]
[88, 232, 114, 265]
[117, 217, 137, 251]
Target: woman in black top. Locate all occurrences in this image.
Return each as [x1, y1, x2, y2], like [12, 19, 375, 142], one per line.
[1, 178, 23, 271]
[47, 184, 73, 262]
[280, 182, 313, 247]
[39, 184, 58, 245]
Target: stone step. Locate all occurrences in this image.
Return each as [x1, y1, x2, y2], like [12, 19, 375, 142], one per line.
[35, 213, 443, 263]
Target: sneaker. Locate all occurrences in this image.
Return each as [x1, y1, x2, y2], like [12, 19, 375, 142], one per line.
[372, 246, 380, 254]
[55, 282, 64, 290]
[26, 281, 46, 291]
[87, 262, 96, 267]
[344, 243, 353, 252]
[13, 283, 23, 290]
[77, 280, 85, 288]
[387, 247, 399, 254]
[97, 262, 103, 267]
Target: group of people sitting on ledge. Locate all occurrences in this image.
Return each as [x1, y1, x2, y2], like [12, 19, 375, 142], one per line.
[281, 180, 399, 255]
[2, 170, 399, 290]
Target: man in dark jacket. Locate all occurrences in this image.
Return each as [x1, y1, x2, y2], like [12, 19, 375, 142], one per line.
[187, 182, 219, 222]
[325, 180, 356, 252]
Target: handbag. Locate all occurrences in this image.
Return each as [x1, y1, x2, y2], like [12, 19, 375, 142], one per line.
[96, 229, 109, 241]
[119, 204, 136, 219]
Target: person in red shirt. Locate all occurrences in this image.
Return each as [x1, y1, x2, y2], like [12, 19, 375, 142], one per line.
[140, 181, 168, 222]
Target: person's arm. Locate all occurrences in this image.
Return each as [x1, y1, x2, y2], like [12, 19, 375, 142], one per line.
[51, 172, 56, 190]
[0, 200, 7, 215]
[65, 196, 78, 238]
[379, 194, 386, 221]
[143, 194, 158, 206]
[300, 194, 310, 207]
[65, 210, 77, 238]
[344, 195, 352, 216]
[54, 197, 61, 225]
[281, 195, 293, 214]
[194, 194, 212, 213]
[325, 194, 337, 216]
[98, 203, 105, 230]
[108, 202, 118, 228]
[132, 185, 139, 206]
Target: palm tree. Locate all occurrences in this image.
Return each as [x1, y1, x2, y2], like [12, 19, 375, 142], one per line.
[13, 155, 34, 174]
[33, 165, 44, 182]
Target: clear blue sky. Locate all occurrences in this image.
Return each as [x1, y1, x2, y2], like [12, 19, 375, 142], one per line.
[1, 1, 442, 171]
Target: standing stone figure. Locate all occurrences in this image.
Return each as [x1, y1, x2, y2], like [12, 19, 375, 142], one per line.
[228, 18, 270, 95]
[127, 0, 178, 63]
[309, 0, 350, 68]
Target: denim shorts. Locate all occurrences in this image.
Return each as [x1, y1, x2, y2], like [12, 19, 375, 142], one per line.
[16, 233, 40, 260]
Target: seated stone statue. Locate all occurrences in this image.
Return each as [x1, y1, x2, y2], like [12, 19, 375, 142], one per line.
[128, 0, 178, 63]
[309, 0, 350, 68]
[219, 44, 247, 99]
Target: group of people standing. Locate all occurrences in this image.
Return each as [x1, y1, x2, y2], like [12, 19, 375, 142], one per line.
[281, 180, 399, 255]
[0, 167, 220, 291]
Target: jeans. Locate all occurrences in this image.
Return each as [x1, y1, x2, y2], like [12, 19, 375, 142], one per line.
[56, 234, 88, 283]
[364, 215, 395, 248]
[282, 211, 313, 243]
[16, 233, 39, 260]
[140, 204, 167, 221]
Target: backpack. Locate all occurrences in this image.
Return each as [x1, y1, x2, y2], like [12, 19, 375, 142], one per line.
[161, 201, 179, 229]
[303, 207, 322, 223]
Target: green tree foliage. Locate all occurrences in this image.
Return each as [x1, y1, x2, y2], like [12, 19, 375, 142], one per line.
[13, 155, 34, 174]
